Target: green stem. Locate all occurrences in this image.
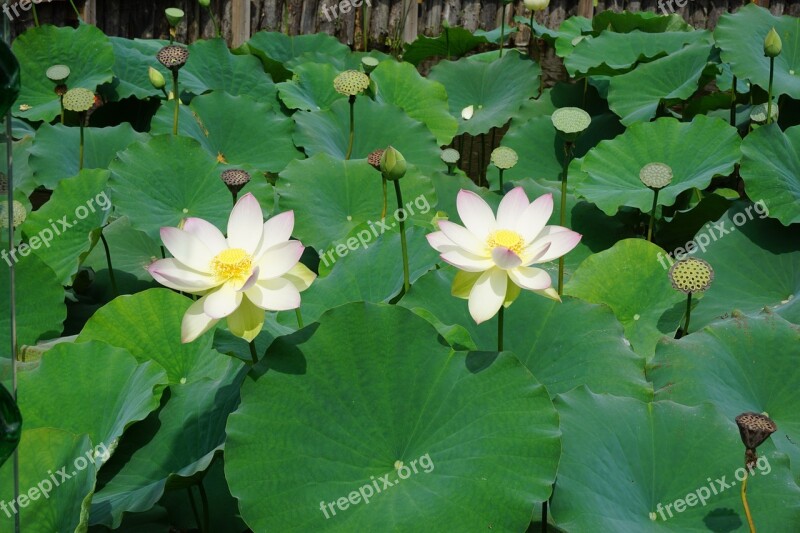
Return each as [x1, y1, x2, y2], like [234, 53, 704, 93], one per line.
[647, 189, 659, 242]
[160, 87, 169, 100]
[206, 6, 221, 38]
[766, 57, 775, 125]
[187, 487, 202, 532]
[381, 176, 388, 219]
[295, 308, 304, 329]
[742, 473, 756, 533]
[172, 71, 180, 135]
[99, 231, 118, 297]
[682, 293, 693, 336]
[59, 96, 65, 125]
[445, 26, 451, 60]
[498, 168, 504, 192]
[497, 305, 504, 352]
[31, 3, 39, 27]
[345, 96, 355, 160]
[499, 3, 506, 58]
[558, 141, 573, 296]
[248, 341, 258, 365]
[730, 75, 737, 127]
[394, 180, 410, 293]
[78, 115, 85, 171]
[230, 190, 238, 207]
[67, 0, 81, 19]
[198, 481, 210, 533]
[479, 133, 486, 187]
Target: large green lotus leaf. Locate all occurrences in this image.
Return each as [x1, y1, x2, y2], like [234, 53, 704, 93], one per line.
[245, 31, 351, 82]
[181, 38, 277, 106]
[565, 239, 685, 358]
[565, 30, 710, 77]
[28, 123, 148, 190]
[538, 16, 593, 59]
[668, 204, 800, 328]
[225, 302, 560, 532]
[650, 314, 800, 480]
[90, 365, 246, 528]
[550, 388, 800, 532]
[576, 116, 741, 216]
[11, 24, 114, 122]
[292, 97, 443, 175]
[400, 268, 651, 399]
[371, 60, 457, 146]
[108, 135, 274, 240]
[104, 36, 167, 101]
[715, 4, 800, 101]
[277, 154, 435, 250]
[276, 61, 345, 111]
[0, 253, 65, 354]
[151, 91, 301, 172]
[402, 26, 489, 66]
[591, 10, 693, 33]
[739, 124, 800, 225]
[0, 429, 96, 533]
[77, 289, 236, 385]
[428, 50, 541, 136]
[19, 169, 110, 285]
[18, 340, 167, 452]
[607, 40, 714, 125]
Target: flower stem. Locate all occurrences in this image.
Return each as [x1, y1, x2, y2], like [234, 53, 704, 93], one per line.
[730, 75, 737, 127]
[31, 3, 39, 27]
[497, 305, 504, 352]
[99, 230, 118, 297]
[295, 308, 304, 329]
[172, 71, 180, 135]
[682, 293, 693, 336]
[67, 0, 81, 19]
[345, 96, 355, 160]
[498, 168, 504, 192]
[499, 3, 506, 58]
[230, 190, 238, 206]
[78, 114, 85, 171]
[558, 141, 573, 296]
[381, 176, 388, 219]
[361, 1, 369, 51]
[741, 473, 756, 533]
[766, 57, 775, 125]
[647, 189, 659, 242]
[394, 180, 410, 293]
[59, 96, 65, 125]
[206, 6, 221, 38]
[248, 341, 258, 365]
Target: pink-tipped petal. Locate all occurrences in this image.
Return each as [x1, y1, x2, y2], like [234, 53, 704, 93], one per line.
[508, 266, 552, 290]
[518, 193, 554, 244]
[181, 296, 219, 343]
[183, 218, 228, 253]
[227, 193, 264, 254]
[468, 268, 507, 324]
[440, 249, 494, 272]
[160, 227, 215, 273]
[246, 278, 301, 311]
[496, 187, 530, 229]
[520, 242, 552, 266]
[203, 284, 243, 319]
[239, 267, 260, 292]
[530, 226, 582, 263]
[491, 247, 523, 269]
[257, 240, 304, 280]
[148, 258, 217, 292]
[456, 189, 496, 239]
[437, 220, 487, 256]
[253, 210, 295, 259]
[426, 231, 458, 252]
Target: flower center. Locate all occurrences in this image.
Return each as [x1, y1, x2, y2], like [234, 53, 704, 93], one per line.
[211, 248, 253, 283]
[487, 229, 525, 255]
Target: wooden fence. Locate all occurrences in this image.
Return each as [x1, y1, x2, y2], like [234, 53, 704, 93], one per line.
[7, 0, 800, 48]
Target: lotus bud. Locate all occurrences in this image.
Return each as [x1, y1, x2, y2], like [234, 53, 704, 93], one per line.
[380, 146, 407, 181]
[524, 0, 550, 11]
[198, 0, 210, 6]
[764, 27, 782, 58]
[165, 8, 185, 27]
[148, 67, 166, 90]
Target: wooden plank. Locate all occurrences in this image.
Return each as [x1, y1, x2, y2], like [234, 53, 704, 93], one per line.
[231, 0, 251, 46]
[402, 0, 418, 43]
[82, 0, 96, 24]
[577, 0, 593, 18]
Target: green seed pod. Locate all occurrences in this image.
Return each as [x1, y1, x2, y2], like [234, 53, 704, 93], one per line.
[764, 27, 782, 58]
[198, 0, 211, 6]
[165, 7, 185, 27]
[380, 146, 407, 181]
[148, 66, 166, 90]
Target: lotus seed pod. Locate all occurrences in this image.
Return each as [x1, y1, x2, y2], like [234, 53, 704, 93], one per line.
[46, 64, 70, 84]
[368, 148, 385, 170]
[764, 27, 782, 58]
[461, 105, 474, 120]
[491, 147, 518, 170]
[735, 412, 777, 469]
[157, 45, 190, 72]
[148, 67, 166, 90]
[220, 169, 251, 194]
[198, 0, 210, 6]
[165, 7, 185, 27]
[524, 0, 550, 11]
[380, 146, 407, 181]
[62, 88, 95, 113]
[441, 148, 460, 165]
[749, 101, 779, 124]
[0, 200, 27, 229]
[361, 57, 380, 75]
[551, 107, 591, 142]
[333, 70, 370, 96]
[668, 258, 714, 294]
[639, 162, 673, 189]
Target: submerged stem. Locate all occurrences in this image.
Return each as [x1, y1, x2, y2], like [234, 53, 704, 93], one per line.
[394, 180, 410, 293]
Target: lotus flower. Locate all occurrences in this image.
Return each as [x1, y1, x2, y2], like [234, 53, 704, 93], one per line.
[148, 193, 316, 343]
[427, 187, 581, 324]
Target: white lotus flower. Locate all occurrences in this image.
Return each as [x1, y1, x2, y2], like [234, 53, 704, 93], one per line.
[524, 0, 550, 11]
[426, 187, 581, 324]
[148, 193, 316, 343]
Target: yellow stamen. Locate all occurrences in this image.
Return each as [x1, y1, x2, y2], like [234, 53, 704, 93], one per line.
[211, 248, 252, 283]
[487, 229, 525, 255]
